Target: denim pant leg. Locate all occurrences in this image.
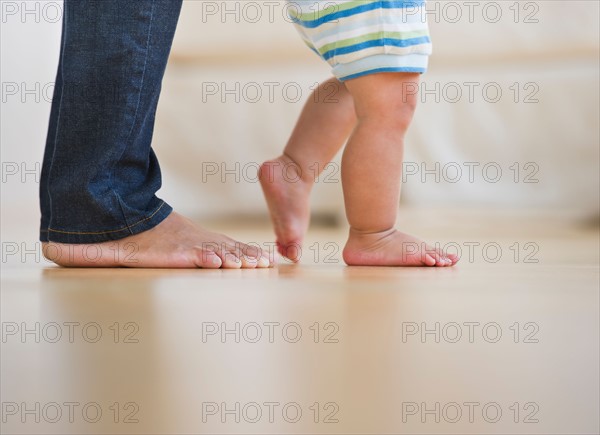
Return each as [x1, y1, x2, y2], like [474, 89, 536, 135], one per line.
[39, 0, 183, 244]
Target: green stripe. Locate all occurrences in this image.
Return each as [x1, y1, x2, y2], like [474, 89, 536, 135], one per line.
[316, 30, 429, 55]
[289, 1, 372, 21]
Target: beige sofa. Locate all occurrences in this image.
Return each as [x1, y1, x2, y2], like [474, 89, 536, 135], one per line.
[154, 0, 600, 219]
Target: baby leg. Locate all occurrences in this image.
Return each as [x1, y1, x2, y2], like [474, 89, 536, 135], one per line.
[341, 73, 459, 267]
[260, 78, 356, 261]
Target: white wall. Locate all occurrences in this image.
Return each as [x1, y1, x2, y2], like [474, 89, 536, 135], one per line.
[1, 0, 64, 240]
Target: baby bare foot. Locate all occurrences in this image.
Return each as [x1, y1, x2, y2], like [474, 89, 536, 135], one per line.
[259, 155, 312, 262]
[41, 212, 274, 268]
[343, 228, 459, 267]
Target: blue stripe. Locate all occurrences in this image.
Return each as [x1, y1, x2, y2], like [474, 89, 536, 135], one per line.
[340, 66, 426, 81]
[322, 36, 431, 60]
[310, 13, 428, 42]
[293, 1, 426, 28]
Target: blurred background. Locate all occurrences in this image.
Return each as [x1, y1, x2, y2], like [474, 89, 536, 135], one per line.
[1, 0, 599, 231]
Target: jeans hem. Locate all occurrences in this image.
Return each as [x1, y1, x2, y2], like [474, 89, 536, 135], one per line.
[39, 201, 173, 244]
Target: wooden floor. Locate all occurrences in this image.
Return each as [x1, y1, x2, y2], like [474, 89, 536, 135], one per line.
[1, 208, 599, 434]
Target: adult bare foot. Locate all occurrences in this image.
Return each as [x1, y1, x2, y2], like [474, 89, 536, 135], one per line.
[343, 228, 460, 267]
[42, 212, 274, 268]
[259, 154, 312, 262]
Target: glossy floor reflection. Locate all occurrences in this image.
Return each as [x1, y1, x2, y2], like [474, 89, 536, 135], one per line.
[1, 209, 599, 434]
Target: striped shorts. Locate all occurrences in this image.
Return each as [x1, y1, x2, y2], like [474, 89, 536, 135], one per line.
[289, 0, 432, 81]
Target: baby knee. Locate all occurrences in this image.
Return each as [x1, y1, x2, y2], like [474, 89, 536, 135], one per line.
[360, 100, 417, 133]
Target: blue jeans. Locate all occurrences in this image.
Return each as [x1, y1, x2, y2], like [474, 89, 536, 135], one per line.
[40, 0, 182, 243]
